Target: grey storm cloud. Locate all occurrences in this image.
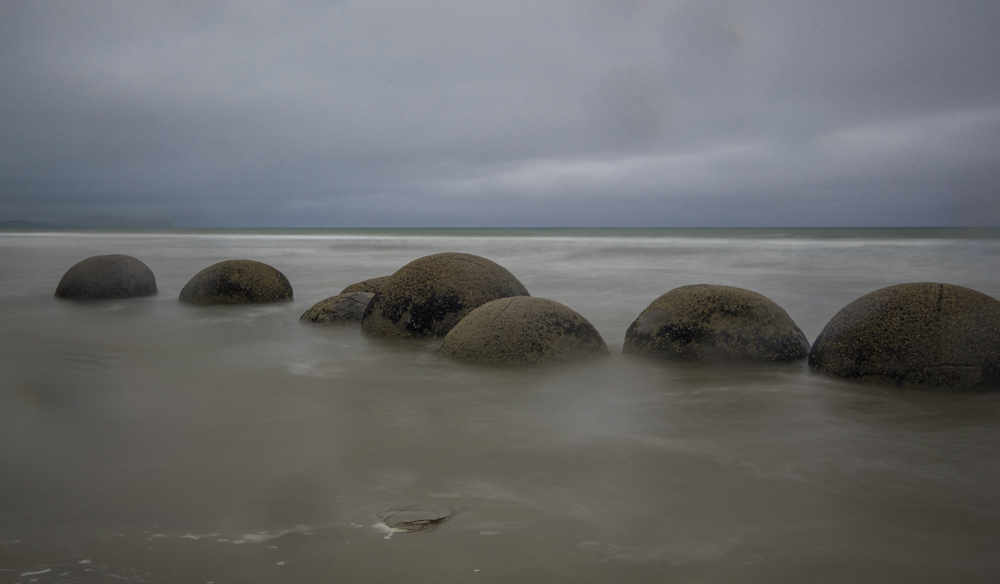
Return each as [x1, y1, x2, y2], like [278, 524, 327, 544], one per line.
[1, 0, 998, 227]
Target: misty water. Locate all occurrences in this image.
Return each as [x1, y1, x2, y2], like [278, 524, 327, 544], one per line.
[1, 228, 999, 583]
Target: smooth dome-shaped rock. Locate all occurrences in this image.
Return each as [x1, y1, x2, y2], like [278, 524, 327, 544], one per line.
[440, 297, 609, 364]
[362, 252, 529, 338]
[809, 283, 1000, 390]
[300, 292, 373, 324]
[55, 254, 157, 299]
[340, 276, 390, 295]
[623, 284, 809, 362]
[179, 260, 293, 304]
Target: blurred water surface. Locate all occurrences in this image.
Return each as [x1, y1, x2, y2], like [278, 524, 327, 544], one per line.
[1, 228, 999, 583]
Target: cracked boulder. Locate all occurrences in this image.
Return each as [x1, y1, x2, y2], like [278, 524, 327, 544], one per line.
[441, 296, 608, 364]
[55, 254, 158, 299]
[340, 276, 390, 295]
[809, 282, 1000, 390]
[300, 292, 374, 324]
[362, 252, 529, 338]
[623, 284, 809, 363]
[179, 259, 293, 304]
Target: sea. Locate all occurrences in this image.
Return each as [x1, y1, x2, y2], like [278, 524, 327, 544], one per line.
[1, 227, 999, 583]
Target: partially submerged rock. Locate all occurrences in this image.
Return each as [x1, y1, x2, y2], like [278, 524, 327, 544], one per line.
[623, 284, 809, 362]
[441, 296, 608, 364]
[340, 276, 390, 295]
[179, 259, 293, 304]
[300, 292, 374, 324]
[809, 282, 1000, 390]
[55, 254, 157, 299]
[362, 252, 529, 338]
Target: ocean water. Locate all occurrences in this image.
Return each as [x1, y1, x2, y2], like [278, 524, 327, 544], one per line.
[1, 227, 999, 583]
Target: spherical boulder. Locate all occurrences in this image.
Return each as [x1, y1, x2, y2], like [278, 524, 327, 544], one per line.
[440, 297, 609, 364]
[809, 283, 1000, 390]
[55, 254, 157, 299]
[340, 276, 390, 294]
[623, 284, 809, 362]
[300, 292, 374, 324]
[362, 252, 529, 338]
[179, 259, 293, 304]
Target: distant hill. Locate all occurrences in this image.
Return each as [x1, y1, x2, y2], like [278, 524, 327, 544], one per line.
[0, 215, 175, 229]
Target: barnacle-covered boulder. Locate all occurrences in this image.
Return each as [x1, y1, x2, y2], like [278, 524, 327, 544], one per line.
[623, 284, 809, 362]
[55, 254, 157, 299]
[179, 259, 292, 304]
[440, 296, 608, 364]
[809, 283, 1000, 390]
[362, 252, 529, 338]
[300, 292, 374, 324]
[340, 276, 390, 295]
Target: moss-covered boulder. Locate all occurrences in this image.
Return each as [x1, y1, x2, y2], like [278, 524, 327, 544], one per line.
[623, 284, 809, 362]
[179, 259, 292, 304]
[55, 254, 157, 299]
[362, 252, 529, 338]
[340, 276, 390, 295]
[441, 297, 608, 364]
[300, 292, 373, 324]
[809, 283, 1000, 390]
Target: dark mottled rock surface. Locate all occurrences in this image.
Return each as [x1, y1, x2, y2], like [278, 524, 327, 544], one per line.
[362, 252, 529, 338]
[441, 296, 608, 364]
[623, 284, 809, 362]
[55, 254, 157, 299]
[809, 282, 1000, 390]
[340, 276, 390, 295]
[300, 292, 374, 324]
[179, 259, 293, 304]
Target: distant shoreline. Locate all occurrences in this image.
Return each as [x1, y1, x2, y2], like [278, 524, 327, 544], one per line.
[0, 215, 175, 229]
[2, 225, 998, 241]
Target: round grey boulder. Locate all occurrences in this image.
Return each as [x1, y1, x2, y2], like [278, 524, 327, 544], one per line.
[340, 276, 390, 295]
[441, 297, 609, 364]
[55, 254, 157, 299]
[179, 259, 293, 304]
[362, 252, 529, 338]
[300, 292, 374, 324]
[809, 283, 1000, 390]
[623, 284, 809, 362]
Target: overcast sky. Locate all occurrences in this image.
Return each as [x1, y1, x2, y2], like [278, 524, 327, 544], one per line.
[1, 0, 998, 227]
